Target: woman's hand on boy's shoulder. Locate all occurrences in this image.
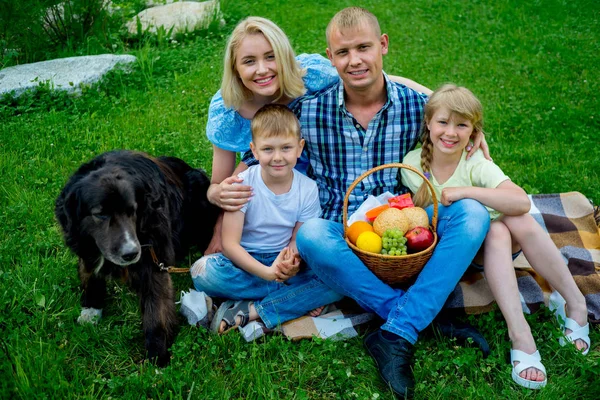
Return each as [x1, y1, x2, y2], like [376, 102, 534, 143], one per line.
[211, 175, 253, 211]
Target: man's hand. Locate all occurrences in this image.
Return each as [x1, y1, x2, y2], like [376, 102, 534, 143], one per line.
[466, 131, 491, 161]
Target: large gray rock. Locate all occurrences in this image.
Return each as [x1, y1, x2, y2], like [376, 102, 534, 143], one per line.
[0, 54, 136, 98]
[126, 1, 223, 38]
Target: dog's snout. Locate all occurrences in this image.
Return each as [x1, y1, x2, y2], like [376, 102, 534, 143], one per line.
[121, 250, 140, 262]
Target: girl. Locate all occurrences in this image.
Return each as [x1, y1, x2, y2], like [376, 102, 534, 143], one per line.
[401, 84, 590, 389]
[203, 16, 432, 254]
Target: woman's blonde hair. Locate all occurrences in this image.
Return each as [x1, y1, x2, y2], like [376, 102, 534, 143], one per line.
[413, 84, 484, 208]
[221, 17, 306, 110]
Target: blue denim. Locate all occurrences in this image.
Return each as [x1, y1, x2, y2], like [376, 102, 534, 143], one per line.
[296, 199, 490, 344]
[191, 252, 343, 329]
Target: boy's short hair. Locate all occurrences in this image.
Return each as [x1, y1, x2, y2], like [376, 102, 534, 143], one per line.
[326, 7, 381, 45]
[251, 104, 301, 141]
[221, 17, 306, 110]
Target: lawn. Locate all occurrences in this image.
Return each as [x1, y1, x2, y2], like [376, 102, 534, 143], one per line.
[0, 0, 599, 398]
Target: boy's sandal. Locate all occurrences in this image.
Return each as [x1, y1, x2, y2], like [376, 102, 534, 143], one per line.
[549, 291, 591, 355]
[210, 300, 252, 334]
[510, 349, 547, 390]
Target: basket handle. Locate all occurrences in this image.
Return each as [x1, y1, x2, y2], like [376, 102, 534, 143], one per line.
[342, 163, 439, 235]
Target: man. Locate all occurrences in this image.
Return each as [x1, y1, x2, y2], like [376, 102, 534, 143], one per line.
[291, 7, 490, 397]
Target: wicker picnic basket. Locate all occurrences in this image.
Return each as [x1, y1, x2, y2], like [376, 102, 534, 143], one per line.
[343, 163, 439, 285]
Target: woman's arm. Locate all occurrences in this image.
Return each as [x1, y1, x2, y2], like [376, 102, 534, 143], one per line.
[204, 146, 252, 254]
[207, 146, 252, 210]
[441, 180, 530, 215]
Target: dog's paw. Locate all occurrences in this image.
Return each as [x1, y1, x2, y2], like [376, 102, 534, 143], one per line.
[77, 307, 103, 324]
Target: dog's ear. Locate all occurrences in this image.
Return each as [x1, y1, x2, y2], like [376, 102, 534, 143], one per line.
[55, 182, 83, 237]
[133, 177, 165, 233]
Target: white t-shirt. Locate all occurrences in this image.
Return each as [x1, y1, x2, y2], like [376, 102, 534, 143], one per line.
[238, 165, 321, 253]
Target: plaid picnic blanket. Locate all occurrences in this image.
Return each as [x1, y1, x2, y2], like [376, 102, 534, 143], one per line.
[445, 191, 600, 322]
[236, 192, 600, 341]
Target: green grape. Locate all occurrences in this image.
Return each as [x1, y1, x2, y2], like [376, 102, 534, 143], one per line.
[382, 228, 408, 255]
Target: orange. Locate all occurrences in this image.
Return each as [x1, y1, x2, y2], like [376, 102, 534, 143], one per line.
[356, 231, 383, 254]
[347, 221, 374, 245]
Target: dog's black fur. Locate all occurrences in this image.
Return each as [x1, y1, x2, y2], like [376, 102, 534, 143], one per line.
[55, 150, 218, 366]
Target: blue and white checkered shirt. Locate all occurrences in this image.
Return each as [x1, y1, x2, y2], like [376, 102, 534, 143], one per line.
[289, 74, 428, 222]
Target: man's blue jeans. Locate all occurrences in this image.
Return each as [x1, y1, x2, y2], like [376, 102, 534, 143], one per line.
[296, 199, 490, 344]
[191, 252, 343, 329]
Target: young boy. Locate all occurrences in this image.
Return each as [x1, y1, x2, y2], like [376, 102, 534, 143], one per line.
[191, 104, 342, 333]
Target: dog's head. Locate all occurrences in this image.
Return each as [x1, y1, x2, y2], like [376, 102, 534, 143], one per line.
[56, 166, 142, 267]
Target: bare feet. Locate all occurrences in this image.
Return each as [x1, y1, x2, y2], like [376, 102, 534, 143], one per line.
[308, 306, 325, 317]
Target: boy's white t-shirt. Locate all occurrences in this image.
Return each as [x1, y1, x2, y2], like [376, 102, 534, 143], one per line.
[238, 165, 321, 253]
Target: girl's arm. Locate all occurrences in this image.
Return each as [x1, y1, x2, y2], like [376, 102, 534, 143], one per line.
[441, 180, 531, 215]
[221, 210, 279, 281]
[207, 145, 252, 210]
[388, 75, 432, 96]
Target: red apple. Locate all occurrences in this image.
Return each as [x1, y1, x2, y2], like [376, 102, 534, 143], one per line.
[404, 226, 434, 253]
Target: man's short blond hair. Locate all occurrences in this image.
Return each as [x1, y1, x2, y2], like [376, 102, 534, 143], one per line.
[251, 104, 301, 141]
[221, 17, 306, 110]
[326, 7, 382, 46]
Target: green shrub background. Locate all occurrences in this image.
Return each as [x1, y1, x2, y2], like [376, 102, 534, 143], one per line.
[1, 0, 598, 399]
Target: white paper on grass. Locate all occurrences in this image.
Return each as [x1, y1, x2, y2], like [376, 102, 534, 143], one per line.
[347, 191, 396, 226]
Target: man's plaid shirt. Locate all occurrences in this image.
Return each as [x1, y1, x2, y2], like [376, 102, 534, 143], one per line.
[288, 74, 428, 223]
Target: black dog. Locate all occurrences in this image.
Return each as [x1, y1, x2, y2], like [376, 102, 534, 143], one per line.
[55, 150, 218, 366]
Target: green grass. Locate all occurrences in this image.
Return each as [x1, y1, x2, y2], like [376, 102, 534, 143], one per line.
[1, 0, 599, 398]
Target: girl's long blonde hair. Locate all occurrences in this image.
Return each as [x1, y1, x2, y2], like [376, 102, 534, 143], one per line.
[412, 84, 484, 208]
[221, 17, 306, 110]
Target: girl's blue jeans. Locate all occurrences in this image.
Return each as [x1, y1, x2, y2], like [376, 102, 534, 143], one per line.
[191, 251, 343, 329]
[296, 199, 490, 344]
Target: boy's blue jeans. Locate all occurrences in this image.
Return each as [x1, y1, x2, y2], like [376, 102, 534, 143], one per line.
[296, 199, 490, 344]
[191, 252, 343, 329]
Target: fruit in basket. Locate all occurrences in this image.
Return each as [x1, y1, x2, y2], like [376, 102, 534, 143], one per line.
[356, 231, 383, 254]
[373, 208, 409, 236]
[365, 204, 390, 222]
[402, 207, 429, 230]
[405, 226, 434, 253]
[388, 193, 414, 210]
[347, 221, 374, 245]
[381, 228, 408, 256]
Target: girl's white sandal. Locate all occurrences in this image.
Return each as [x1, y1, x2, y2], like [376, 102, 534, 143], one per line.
[560, 317, 591, 355]
[549, 291, 591, 355]
[510, 349, 547, 390]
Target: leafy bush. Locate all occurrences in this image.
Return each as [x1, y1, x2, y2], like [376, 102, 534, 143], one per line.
[0, 0, 134, 67]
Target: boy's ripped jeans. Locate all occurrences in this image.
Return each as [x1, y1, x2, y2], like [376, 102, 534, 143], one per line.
[191, 251, 343, 329]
